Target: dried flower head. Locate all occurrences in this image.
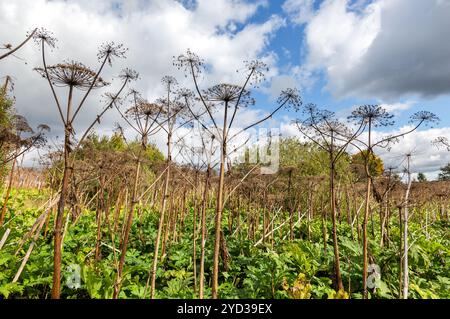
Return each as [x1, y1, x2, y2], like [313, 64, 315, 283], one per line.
[126, 99, 162, 119]
[177, 88, 194, 99]
[176, 88, 196, 107]
[35, 61, 109, 89]
[278, 88, 302, 111]
[32, 27, 57, 48]
[31, 130, 49, 148]
[239, 60, 269, 86]
[303, 103, 318, 115]
[174, 49, 204, 75]
[157, 97, 185, 113]
[409, 111, 439, 127]
[348, 104, 394, 127]
[119, 68, 139, 81]
[302, 104, 334, 126]
[203, 83, 254, 107]
[97, 42, 128, 65]
[432, 136, 450, 151]
[1, 43, 12, 50]
[161, 75, 178, 90]
[102, 92, 122, 107]
[322, 120, 351, 138]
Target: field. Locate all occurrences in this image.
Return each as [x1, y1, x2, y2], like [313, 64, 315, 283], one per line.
[0, 172, 449, 299]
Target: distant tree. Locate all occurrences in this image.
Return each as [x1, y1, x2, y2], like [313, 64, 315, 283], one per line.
[438, 163, 450, 181]
[417, 172, 427, 182]
[351, 150, 384, 180]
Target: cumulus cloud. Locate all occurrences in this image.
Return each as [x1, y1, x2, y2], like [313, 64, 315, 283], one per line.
[282, 0, 317, 25]
[288, 0, 450, 100]
[378, 101, 417, 116]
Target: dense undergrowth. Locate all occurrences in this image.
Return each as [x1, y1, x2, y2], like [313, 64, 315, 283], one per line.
[0, 188, 448, 299]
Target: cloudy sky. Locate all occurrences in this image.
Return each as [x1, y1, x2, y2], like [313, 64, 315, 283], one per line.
[1, 0, 449, 179]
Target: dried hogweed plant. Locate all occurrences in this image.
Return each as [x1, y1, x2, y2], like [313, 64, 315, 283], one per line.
[346, 104, 439, 299]
[174, 49, 302, 298]
[33, 28, 137, 299]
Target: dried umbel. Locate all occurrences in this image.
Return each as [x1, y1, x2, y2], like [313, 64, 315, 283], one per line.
[177, 88, 195, 101]
[298, 105, 351, 141]
[97, 42, 128, 66]
[126, 99, 163, 119]
[320, 120, 352, 138]
[239, 60, 269, 86]
[409, 111, 439, 127]
[174, 49, 204, 75]
[29, 131, 48, 149]
[348, 104, 394, 127]
[32, 27, 57, 48]
[278, 88, 302, 110]
[0, 119, 49, 150]
[102, 92, 120, 104]
[433, 136, 450, 151]
[203, 83, 254, 107]
[161, 76, 178, 90]
[157, 97, 185, 114]
[119, 68, 139, 81]
[34, 61, 109, 89]
[302, 103, 332, 123]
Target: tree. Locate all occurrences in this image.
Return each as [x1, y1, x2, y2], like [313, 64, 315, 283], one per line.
[417, 172, 427, 182]
[351, 150, 384, 180]
[438, 163, 450, 181]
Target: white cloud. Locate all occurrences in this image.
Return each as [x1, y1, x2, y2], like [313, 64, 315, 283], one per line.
[305, 0, 381, 80]
[266, 75, 297, 99]
[379, 102, 415, 114]
[289, 0, 450, 100]
[283, 0, 317, 25]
